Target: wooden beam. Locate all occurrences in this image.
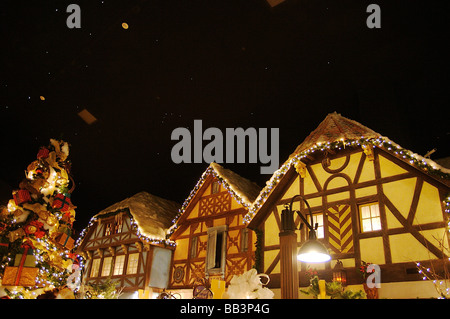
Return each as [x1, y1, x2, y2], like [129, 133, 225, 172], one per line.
[383, 194, 446, 259]
[265, 251, 280, 275]
[377, 148, 450, 188]
[108, 246, 115, 256]
[247, 166, 297, 229]
[407, 178, 423, 225]
[353, 152, 366, 184]
[306, 165, 323, 192]
[373, 149, 392, 264]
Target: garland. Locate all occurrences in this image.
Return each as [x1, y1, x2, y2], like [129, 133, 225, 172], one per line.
[252, 228, 264, 273]
[244, 136, 450, 224]
[166, 163, 255, 239]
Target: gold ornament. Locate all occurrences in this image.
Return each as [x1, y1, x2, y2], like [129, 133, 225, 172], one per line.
[362, 144, 375, 161]
[294, 161, 307, 178]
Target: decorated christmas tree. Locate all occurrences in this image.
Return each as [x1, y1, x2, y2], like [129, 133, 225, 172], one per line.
[0, 139, 80, 299]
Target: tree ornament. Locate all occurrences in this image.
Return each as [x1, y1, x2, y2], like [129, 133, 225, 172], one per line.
[13, 190, 31, 206]
[37, 147, 50, 159]
[0, 139, 79, 297]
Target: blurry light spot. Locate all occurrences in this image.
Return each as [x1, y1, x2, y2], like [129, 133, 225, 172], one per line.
[78, 108, 98, 125]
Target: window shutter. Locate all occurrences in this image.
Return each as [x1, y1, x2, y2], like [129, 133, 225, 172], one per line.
[240, 228, 249, 252]
[207, 230, 217, 270]
[190, 236, 198, 259]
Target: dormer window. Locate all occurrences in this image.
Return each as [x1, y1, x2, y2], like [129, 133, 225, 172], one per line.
[104, 222, 113, 236]
[114, 215, 123, 234]
[104, 214, 124, 236]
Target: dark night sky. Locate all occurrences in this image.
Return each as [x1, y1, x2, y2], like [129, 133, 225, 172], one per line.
[0, 0, 449, 232]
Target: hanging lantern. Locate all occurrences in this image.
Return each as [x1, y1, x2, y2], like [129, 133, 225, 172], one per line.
[332, 260, 347, 286]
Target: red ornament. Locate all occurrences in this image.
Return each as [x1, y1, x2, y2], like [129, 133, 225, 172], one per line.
[52, 194, 72, 212]
[24, 220, 45, 238]
[37, 147, 50, 159]
[13, 189, 32, 206]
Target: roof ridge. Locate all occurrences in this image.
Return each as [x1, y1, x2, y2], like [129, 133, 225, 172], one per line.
[210, 162, 261, 205]
[288, 112, 380, 160]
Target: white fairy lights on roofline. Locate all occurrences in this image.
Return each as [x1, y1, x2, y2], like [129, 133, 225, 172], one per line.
[166, 163, 255, 238]
[74, 211, 176, 251]
[243, 135, 450, 224]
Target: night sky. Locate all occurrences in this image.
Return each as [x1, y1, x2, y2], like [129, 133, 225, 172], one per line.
[1, 0, 449, 232]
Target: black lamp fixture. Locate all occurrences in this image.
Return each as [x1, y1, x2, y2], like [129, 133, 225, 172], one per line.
[281, 195, 331, 263]
[332, 260, 347, 286]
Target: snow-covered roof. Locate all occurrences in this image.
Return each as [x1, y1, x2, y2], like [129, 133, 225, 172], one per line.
[96, 191, 180, 241]
[76, 192, 180, 248]
[210, 162, 261, 206]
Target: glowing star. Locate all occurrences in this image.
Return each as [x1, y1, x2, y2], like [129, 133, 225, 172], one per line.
[40, 96, 45, 101]
[122, 22, 129, 29]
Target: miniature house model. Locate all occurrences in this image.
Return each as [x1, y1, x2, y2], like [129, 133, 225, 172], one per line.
[167, 162, 261, 298]
[76, 191, 180, 298]
[245, 112, 450, 298]
[75, 113, 449, 299]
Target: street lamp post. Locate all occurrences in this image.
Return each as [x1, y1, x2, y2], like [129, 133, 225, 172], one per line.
[279, 195, 331, 299]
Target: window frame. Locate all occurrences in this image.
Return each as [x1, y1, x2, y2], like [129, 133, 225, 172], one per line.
[205, 225, 228, 276]
[311, 212, 325, 239]
[126, 252, 140, 275]
[102, 213, 124, 237]
[358, 202, 382, 233]
[101, 256, 113, 277]
[90, 258, 101, 278]
[113, 255, 125, 276]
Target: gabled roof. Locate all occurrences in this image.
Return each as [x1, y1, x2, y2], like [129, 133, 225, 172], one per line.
[288, 112, 380, 160]
[76, 191, 180, 247]
[167, 162, 261, 237]
[245, 112, 450, 225]
[210, 162, 262, 205]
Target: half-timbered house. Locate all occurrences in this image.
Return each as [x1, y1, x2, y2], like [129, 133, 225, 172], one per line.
[76, 191, 180, 298]
[245, 112, 450, 298]
[167, 162, 261, 298]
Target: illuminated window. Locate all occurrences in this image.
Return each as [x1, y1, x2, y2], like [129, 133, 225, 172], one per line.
[101, 257, 112, 277]
[312, 213, 324, 239]
[127, 253, 139, 274]
[90, 258, 100, 278]
[113, 255, 125, 276]
[359, 203, 381, 232]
